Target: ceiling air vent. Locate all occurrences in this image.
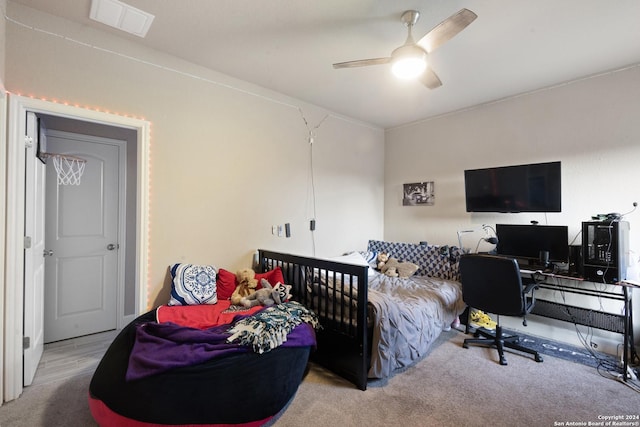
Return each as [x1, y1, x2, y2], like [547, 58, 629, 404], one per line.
[89, 0, 155, 38]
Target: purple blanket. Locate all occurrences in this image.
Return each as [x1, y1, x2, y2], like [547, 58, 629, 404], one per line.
[126, 320, 316, 381]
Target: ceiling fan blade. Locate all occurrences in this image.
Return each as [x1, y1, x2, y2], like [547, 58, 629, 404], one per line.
[420, 68, 442, 89]
[333, 57, 391, 69]
[417, 8, 477, 53]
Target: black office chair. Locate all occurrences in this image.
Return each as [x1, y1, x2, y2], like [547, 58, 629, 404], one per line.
[459, 253, 543, 365]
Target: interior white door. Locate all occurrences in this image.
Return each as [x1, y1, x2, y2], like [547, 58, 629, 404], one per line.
[44, 131, 121, 343]
[23, 112, 46, 386]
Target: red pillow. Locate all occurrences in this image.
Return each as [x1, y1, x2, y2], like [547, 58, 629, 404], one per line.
[216, 267, 285, 300]
[256, 267, 285, 288]
[216, 268, 237, 300]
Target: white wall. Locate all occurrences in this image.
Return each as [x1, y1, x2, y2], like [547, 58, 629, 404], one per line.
[384, 65, 640, 354]
[4, 3, 384, 308]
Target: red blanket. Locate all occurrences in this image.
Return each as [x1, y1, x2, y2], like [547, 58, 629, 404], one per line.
[156, 301, 262, 329]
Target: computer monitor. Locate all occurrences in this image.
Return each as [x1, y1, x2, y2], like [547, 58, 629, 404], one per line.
[496, 224, 569, 264]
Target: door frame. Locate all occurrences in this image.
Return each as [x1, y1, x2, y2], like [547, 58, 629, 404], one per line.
[4, 94, 150, 401]
[0, 83, 7, 406]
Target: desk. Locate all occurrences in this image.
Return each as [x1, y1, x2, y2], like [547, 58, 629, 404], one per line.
[521, 269, 637, 380]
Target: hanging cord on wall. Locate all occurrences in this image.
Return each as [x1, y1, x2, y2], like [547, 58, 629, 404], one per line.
[299, 108, 328, 256]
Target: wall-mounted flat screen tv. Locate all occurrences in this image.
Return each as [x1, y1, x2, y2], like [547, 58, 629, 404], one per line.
[464, 161, 561, 213]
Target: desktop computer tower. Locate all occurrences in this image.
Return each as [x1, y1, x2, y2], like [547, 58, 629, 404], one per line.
[581, 221, 629, 283]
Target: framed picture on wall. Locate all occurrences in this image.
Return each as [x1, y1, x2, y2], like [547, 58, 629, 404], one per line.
[403, 181, 434, 206]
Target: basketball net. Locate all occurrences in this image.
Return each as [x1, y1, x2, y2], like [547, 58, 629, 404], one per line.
[51, 154, 86, 185]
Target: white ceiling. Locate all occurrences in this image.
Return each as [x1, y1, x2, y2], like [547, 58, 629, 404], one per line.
[10, 0, 640, 128]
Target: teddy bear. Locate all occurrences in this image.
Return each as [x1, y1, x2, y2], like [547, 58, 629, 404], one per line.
[240, 279, 292, 308]
[376, 252, 390, 270]
[230, 268, 258, 305]
[384, 266, 399, 277]
[381, 257, 419, 279]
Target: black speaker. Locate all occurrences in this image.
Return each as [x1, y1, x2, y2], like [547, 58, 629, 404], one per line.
[581, 221, 629, 283]
[568, 245, 583, 277]
[539, 250, 550, 267]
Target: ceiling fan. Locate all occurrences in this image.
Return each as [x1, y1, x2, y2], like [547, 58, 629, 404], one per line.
[332, 8, 477, 89]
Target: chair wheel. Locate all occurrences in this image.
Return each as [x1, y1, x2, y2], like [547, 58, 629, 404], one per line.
[500, 357, 508, 366]
[463, 342, 469, 349]
[535, 354, 543, 362]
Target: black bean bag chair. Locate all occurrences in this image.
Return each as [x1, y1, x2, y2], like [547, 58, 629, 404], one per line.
[89, 310, 312, 426]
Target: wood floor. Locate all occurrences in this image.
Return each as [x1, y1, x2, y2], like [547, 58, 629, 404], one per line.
[30, 329, 119, 386]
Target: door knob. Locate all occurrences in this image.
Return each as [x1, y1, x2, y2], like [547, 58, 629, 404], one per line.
[107, 243, 119, 250]
[43, 249, 53, 257]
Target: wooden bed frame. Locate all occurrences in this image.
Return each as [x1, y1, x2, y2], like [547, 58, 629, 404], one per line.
[258, 249, 371, 390]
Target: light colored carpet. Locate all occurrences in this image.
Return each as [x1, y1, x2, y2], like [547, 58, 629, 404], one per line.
[0, 372, 96, 426]
[1, 330, 637, 427]
[276, 330, 639, 427]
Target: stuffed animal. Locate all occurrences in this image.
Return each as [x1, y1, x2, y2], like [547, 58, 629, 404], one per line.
[376, 252, 390, 270]
[240, 279, 292, 308]
[231, 268, 258, 305]
[381, 257, 419, 278]
[271, 281, 292, 303]
[384, 266, 399, 277]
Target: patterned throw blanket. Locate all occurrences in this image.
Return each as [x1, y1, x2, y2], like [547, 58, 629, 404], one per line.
[227, 301, 320, 354]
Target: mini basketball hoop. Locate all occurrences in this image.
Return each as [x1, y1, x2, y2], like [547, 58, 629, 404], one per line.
[50, 154, 87, 185]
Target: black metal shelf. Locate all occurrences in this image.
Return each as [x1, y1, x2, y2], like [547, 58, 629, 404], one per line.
[531, 299, 625, 334]
[524, 272, 636, 381]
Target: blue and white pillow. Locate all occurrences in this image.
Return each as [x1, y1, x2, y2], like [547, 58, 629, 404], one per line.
[358, 251, 379, 269]
[169, 263, 218, 306]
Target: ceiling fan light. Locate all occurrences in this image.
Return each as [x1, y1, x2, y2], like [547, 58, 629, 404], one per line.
[392, 57, 427, 79]
[391, 44, 427, 79]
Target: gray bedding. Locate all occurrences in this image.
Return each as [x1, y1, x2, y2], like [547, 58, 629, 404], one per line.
[366, 271, 466, 379]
